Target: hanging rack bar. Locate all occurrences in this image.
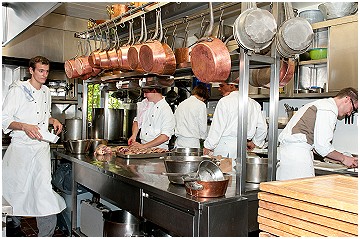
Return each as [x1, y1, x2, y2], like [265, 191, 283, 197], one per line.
[75, 2, 169, 38]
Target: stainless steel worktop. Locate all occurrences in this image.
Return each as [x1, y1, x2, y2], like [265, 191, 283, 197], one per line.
[54, 151, 254, 236]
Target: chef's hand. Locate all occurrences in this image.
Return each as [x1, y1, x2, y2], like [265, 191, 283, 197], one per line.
[129, 142, 148, 150]
[52, 119, 63, 135]
[128, 135, 137, 146]
[247, 141, 256, 151]
[22, 123, 42, 140]
[342, 155, 358, 168]
[203, 147, 213, 156]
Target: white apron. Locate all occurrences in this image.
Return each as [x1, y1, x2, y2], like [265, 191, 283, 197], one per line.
[276, 142, 315, 181]
[175, 136, 200, 148]
[213, 136, 238, 169]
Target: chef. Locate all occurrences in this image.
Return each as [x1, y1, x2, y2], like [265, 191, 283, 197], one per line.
[2, 56, 66, 237]
[128, 87, 175, 150]
[174, 84, 210, 148]
[277, 87, 358, 180]
[203, 78, 267, 167]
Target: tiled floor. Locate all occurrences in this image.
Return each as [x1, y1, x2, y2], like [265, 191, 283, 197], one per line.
[6, 217, 67, 237]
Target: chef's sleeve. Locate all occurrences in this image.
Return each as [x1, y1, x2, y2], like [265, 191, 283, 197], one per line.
[313, 109, 337, 157]
[2, 86, 22, 134]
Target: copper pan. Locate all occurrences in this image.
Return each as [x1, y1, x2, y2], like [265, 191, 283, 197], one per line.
[184, 174, 230, 198]
[250, 58, 295, 88]
[65, 41, 82, 79]
[128, 14, 147, 72]
[107, 21, 122, 69]
[89, 28, 102, 68]
[75, 37, 93, 76]
[175, 22, 191, 68]
[99, 24, 113, 69]
[190, 3, 231, 83]
[119, 20, 135, 71]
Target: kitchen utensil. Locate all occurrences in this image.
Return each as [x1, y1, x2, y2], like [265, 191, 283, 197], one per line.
[309, 47, 327, 60]
[276, 2, 314, 58]
[184, 174, 230, 198]
[89, 139, 109, 153]
[169, 148, 203, 156]
[233, 2, 277, 53]
[64, 41, 82, 79]
[64, 117, 82, 141]
[190, 2, 231, 83]
[163, 156, 204, 184]
[119, 20, 135, 71]
[299, 10, 324, 24]
[128, 14, 147, 72]
[65, 139, 92, 154]
[318, 2, 358, 20]
[107, 21, 122, 69]
[197, 160, 224, 181]
[103, 210, 141, 237]
[106, 4, 129, 19]
[246, 155, 268, 183]
[174, 22, 191, 68]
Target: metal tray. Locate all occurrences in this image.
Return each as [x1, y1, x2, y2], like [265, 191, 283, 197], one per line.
[116, 152, 168, 159]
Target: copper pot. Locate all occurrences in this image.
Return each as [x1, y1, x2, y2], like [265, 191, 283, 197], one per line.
[139, 9, 176, 75]
[128, 14, 147, 72]
[107, 27, 122, 69]
[75, 56, 93, 75]
[175, 24, 191, 68]
[250, 58, 295, 88]
[119, 21, 134, 71]
[184, 175, 230, 198]
[89, 50, 101, 68]
[190, 3, 231, 83]
[65, 59, 81, 79]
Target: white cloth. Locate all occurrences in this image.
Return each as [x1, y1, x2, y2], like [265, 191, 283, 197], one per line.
[174, 95, 208, 148]
[134, 99, 154, 128]
[138, 97, 175, 149]
[277, 98, 338, 180]
[204, 92, 267, 160]
[2, 80, 66, 216]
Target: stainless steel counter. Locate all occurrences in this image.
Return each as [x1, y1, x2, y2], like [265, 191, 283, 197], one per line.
[55, 151, 252, 236]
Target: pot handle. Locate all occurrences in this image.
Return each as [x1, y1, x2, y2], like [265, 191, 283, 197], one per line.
[185, 181, 204, 191]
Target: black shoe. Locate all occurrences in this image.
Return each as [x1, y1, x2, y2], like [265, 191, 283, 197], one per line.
[6, 226, 26, 237]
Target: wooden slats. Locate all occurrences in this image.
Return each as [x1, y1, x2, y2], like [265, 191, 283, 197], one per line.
[258, 192, 358, 224]
[259, 175, 358, 213]
[258, 175, 358, 237]
[259, 224, 296, 237]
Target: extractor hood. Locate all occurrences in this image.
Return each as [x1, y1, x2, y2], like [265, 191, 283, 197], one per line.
[2, 2, 62, 46]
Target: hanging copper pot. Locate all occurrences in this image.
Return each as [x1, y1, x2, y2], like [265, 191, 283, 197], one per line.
[175, 22, 191, 68]
[107, 22, 122, 69]
[99, 24, 113, 69]
[190, 3, 231, 83]
[128, 14, 147, 72]
[65, 59, 81, 79]
[119, 21, 135, 71]
[89, 28, 102, 68]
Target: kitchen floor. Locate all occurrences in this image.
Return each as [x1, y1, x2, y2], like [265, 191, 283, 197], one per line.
[6, 217, 68, 237]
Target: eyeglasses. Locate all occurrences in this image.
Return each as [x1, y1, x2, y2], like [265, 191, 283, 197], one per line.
[350, 98, 357, 114]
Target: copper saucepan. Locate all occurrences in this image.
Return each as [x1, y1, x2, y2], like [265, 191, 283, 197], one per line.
[65, 41, 82, 79]
[128, 14, 147, 72]
[119, 20, 135, 71]
[75, 37, 94, 76]
[175, 22, 191, 68]
[99, 25, 113, 69]
[190, 3, 231, 83]
[88, 27, 102, 68]
[107, 21, 122, 69]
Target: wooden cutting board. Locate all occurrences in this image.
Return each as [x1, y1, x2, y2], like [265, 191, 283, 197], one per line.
[259, 175, 358, 213]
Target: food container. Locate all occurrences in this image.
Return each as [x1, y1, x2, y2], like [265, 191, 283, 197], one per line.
[309, 48, 327, 60]
[64, 139, 92, 154]
[184, 174, 230, 198]
[169, 148, 203, 156]
[246, 156, 268, 183]
[162, 156, 204, 184]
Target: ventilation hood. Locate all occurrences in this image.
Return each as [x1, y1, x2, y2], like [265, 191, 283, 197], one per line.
[2, 2, 61, 46]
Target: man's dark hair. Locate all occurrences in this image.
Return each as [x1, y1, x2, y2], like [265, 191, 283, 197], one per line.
[336, 87, 358, 102]
[29, 56, 50, 70]
[192, 84, 210, 100]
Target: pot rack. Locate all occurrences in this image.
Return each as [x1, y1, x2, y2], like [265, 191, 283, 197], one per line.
[74, 2, 258, 40]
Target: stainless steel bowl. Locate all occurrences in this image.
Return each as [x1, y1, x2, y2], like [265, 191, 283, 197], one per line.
[169, 148, 203, 156]
[90, 139, 108, 153]
[65, 139, 92, 154]
[197, 160, 224, 181]
[162, 156, 204, 184]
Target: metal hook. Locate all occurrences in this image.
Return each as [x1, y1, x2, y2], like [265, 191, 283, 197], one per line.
[184, 21, 190, 32]
[200, 15, 205, 28]
[172, 24, 177, 35]
[219, 8, 224, 21]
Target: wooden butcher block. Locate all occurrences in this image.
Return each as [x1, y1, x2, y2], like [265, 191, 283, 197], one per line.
[259, 175, 358, 214]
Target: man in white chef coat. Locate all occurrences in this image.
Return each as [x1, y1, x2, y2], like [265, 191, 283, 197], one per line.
[277, 87, 358, 180]
[203, 78, 268, 168]
[2, 56, 66, 236]
[128, 87, 175, 150]
[174, 84, 210, 148]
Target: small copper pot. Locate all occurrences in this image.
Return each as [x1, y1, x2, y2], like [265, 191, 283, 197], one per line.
[119, 21, 134, 71]
[75, 56, 93, 75]
[89, 50, 101, 68]
[184, 175, 230, 198]
[99, 50, 111, 69]
[65, 59, 81, 79]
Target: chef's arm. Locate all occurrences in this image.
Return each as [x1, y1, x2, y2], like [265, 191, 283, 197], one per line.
[141, 134, 169, 149]
[8, 121, 42, 139]
[49, 117, 63, 135]
[128, 121, 139, 145]
[326, 150, 358, 168]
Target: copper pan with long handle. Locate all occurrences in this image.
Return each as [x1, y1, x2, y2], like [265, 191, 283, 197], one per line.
[119, 20, 135, 71]
[190, 2, 231, 83]
[175, 22, 191, 68]
[99, 24, 112, 69]
[107, 20, 122, 69]
[158, 20, 177, 76]
[65, 41, 82, 79]
[88, 27, 102, 68]
[128, 14, 147, 72]
[75, 34, 94, 76]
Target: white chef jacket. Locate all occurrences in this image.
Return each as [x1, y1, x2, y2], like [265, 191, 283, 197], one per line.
[174, 95, 207, 148]
[2, 80, 66, 216]
[138, 97, 175, 149]
[204, 91, 267, 161]
[276, 98, 338, 180]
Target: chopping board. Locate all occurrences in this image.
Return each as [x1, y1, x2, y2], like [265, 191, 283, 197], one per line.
[259, 175, 358, 214]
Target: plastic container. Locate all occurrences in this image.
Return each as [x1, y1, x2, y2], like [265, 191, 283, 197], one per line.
[309, 48, 328, 60]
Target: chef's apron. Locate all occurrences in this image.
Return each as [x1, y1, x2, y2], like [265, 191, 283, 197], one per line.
[276, 142, 315, 180]
[175, 136, 200, 149]
[3, 142, 66, 216]
[213, 136, 237, 169]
